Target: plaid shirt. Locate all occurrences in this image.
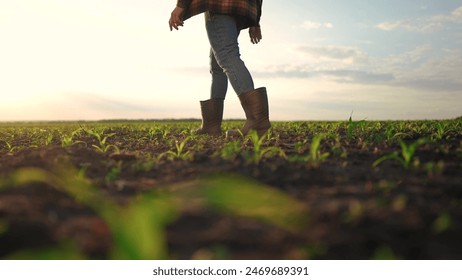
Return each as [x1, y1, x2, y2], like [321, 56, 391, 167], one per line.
[177, 0, 263, 28]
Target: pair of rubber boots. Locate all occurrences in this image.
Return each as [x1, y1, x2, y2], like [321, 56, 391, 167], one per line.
[196, 87, 270, 137]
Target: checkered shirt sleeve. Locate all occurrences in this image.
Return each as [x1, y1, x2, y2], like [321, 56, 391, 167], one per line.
[177, 0, 262, 27]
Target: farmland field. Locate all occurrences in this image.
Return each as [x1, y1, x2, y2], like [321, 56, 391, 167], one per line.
[0, 118, 461, 259]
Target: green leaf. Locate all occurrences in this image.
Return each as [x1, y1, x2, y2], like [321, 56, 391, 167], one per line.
[109, 195, 178, 259]
[199, 175, 309, 232]
[433, 212, 452, 234]
[6, 243, 84, 260]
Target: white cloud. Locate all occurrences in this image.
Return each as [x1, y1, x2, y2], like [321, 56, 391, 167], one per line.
[376, 21, 402, 31]
[377, 5, 462, 33]
[297, 45, 367, 64]
[371, 45, 462, 91]
[375, 45, 433, 72]
[300, 20, 333, 30]
[301, 21, 322, 30]
[453, 6, 462, 18]
[403, 50, 462, 90]
[255, 42, 462, 94]
[376, 19, 443, 33]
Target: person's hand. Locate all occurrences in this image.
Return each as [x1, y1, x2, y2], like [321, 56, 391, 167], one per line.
[169, 6, 185, 31]
[249, 26, 262, 44]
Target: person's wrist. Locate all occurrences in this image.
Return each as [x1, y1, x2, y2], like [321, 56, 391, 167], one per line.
[177, 0, 188, 9]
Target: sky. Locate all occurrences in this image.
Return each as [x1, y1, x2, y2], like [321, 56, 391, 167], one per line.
[1, 0, 461, 121]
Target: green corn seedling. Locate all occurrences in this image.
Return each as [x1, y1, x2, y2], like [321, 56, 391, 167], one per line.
[245, 130, 286, 164]
[43, 133, 54, 146]
[87, 129, 118, 153]
[60, 128, 86, 147]
[161, 136, 192, 160]
[219, 140, 242, 160]
[347, 113, 367, 140]
[288, 135, 329, 167]
[373, 138, 427, 169]
[432, 122, 454, 141]
[305, 135, 330, 167]
[3, 141, 17, 153]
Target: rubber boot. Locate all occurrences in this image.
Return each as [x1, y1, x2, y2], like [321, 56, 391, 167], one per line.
[227, 87, 270, 138]
[195, 98, 224, 136]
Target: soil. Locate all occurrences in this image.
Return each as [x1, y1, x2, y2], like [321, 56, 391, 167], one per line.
[0, 122, 461, 260]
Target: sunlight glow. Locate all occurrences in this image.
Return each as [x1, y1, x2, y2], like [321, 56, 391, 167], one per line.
[1, 1, 461, 121]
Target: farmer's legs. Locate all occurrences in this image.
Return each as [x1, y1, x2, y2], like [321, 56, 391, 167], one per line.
[210, 48, 228, 99]
[205, 12, 254, 96]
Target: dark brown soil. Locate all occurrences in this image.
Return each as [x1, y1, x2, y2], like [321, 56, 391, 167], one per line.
[1, 122, 461, 259]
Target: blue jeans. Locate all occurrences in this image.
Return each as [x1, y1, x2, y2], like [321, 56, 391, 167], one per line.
[205, 12, 254, 99]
